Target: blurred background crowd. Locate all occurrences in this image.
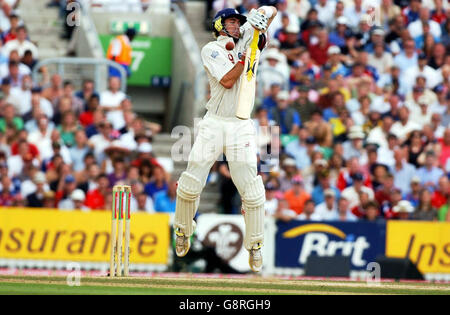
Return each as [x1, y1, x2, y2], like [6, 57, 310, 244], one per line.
[0, 0, 449, 224]
[206, 0, 450, 223]
[0, 0, 173, 214]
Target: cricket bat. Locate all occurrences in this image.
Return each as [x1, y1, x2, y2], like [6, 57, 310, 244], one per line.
[235, 27, 261, 120]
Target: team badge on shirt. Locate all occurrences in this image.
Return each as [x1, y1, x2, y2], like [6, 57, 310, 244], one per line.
[211, 51, 219, 59]
[228, 54, 234, 64]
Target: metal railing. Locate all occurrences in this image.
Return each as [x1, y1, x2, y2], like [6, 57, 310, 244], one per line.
[170, 3, 208, 126]
[32, 58, 128, 93]
[79, 0, 105, 58]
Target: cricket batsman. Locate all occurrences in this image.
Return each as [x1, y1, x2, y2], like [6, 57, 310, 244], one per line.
[173, 6, 277, 272]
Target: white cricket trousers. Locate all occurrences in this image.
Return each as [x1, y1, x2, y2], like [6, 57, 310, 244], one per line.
[174, 112, 265, 251]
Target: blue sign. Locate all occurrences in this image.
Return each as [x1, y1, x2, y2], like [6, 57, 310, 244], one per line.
[275, 221, 386, 270]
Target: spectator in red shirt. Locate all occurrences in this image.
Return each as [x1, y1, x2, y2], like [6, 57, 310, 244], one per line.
[375, 173, 395, 206]
[308, 28, 331, 66]
[10, 129, 39, 158]
[317, 79, 341, 110]
[300, 9, 322, 43]
[85, 173, 110, 210]
[438, 128, 450, 168]
[431, 175, 449, 209]
[431, 0, 447, 24]
[2, 13, 19, 44]
[383, 187, 403, 219]
[336, 156, 372, 191]
[79, 95, 99, 127]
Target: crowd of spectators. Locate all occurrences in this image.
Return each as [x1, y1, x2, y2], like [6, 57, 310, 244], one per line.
[0, 71, 172, 213]
[0, 1, 176, 213]
[211, 0, 450, 222]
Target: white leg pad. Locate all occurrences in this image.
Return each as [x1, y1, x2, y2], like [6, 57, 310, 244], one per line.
[174, 171, 203, 237]
[242, 175, 265, 250]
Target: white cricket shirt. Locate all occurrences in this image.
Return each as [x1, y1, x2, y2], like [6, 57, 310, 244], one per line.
[200, 22, 257, 118]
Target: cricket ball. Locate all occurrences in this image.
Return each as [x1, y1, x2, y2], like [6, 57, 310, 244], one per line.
[225, 41, 235, 51]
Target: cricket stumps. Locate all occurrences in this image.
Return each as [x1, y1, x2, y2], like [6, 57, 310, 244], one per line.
[110, 185, 131, 277]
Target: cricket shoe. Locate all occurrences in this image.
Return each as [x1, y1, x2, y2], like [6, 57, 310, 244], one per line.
[175, 221, 196, 257]
[248, 243, 263, 272]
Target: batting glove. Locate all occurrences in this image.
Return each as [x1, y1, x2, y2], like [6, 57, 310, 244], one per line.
[247, 9, 268, 31]
[258, 33, 267, 51]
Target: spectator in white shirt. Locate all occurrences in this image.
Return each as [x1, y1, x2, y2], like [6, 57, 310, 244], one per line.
[1, 77, 21, 110]
[341, 172, 374, 210]
[28, 87, 53, 118]
[27, 114, 53, 160]
[268, 0, 300, 39]
[10, 74, 32, 115]
[314, 188, 339, 221]
[69, 130, 91, 172]
[407, 7, 442, 39]
[88, 120, 116, 163]
[85, 162, 100, 192]
[4, 60, 23, 88]
[7, 140, 39, 177]
[100, 76, 127, 130]
[402, 53, 441, 93]
[287, 0, 311, 21]
[393, 39, 418, 75]
[429, 113, 445, 139]
[297, 199, 322, 221]
[342, 125, 367, 165]
[2, 26, 39, 59]
[264, 183, 279, 217]
[367, 115, 394, 149]
[274, 198, 298, 222]
[0, 4, 12, 32]
[24, 106, 54, 133]
[0, 50, 31, 80]
[131, 191, 155, 213]
[368, 42, 393, 75]
[258, 48, 289, 97]
[408, 94, 433, 128]
[376, 133, 397, 169]
[391, 148, 417, 195]
[315, 0, 336, 27]
[344, 0, 366, 30]
[129, 181, 155, 213]
[390, 106, 421, 143]
[59, 189, 90, 211]
[336, 196, 359, 222]
[429, 85, 447, 115]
